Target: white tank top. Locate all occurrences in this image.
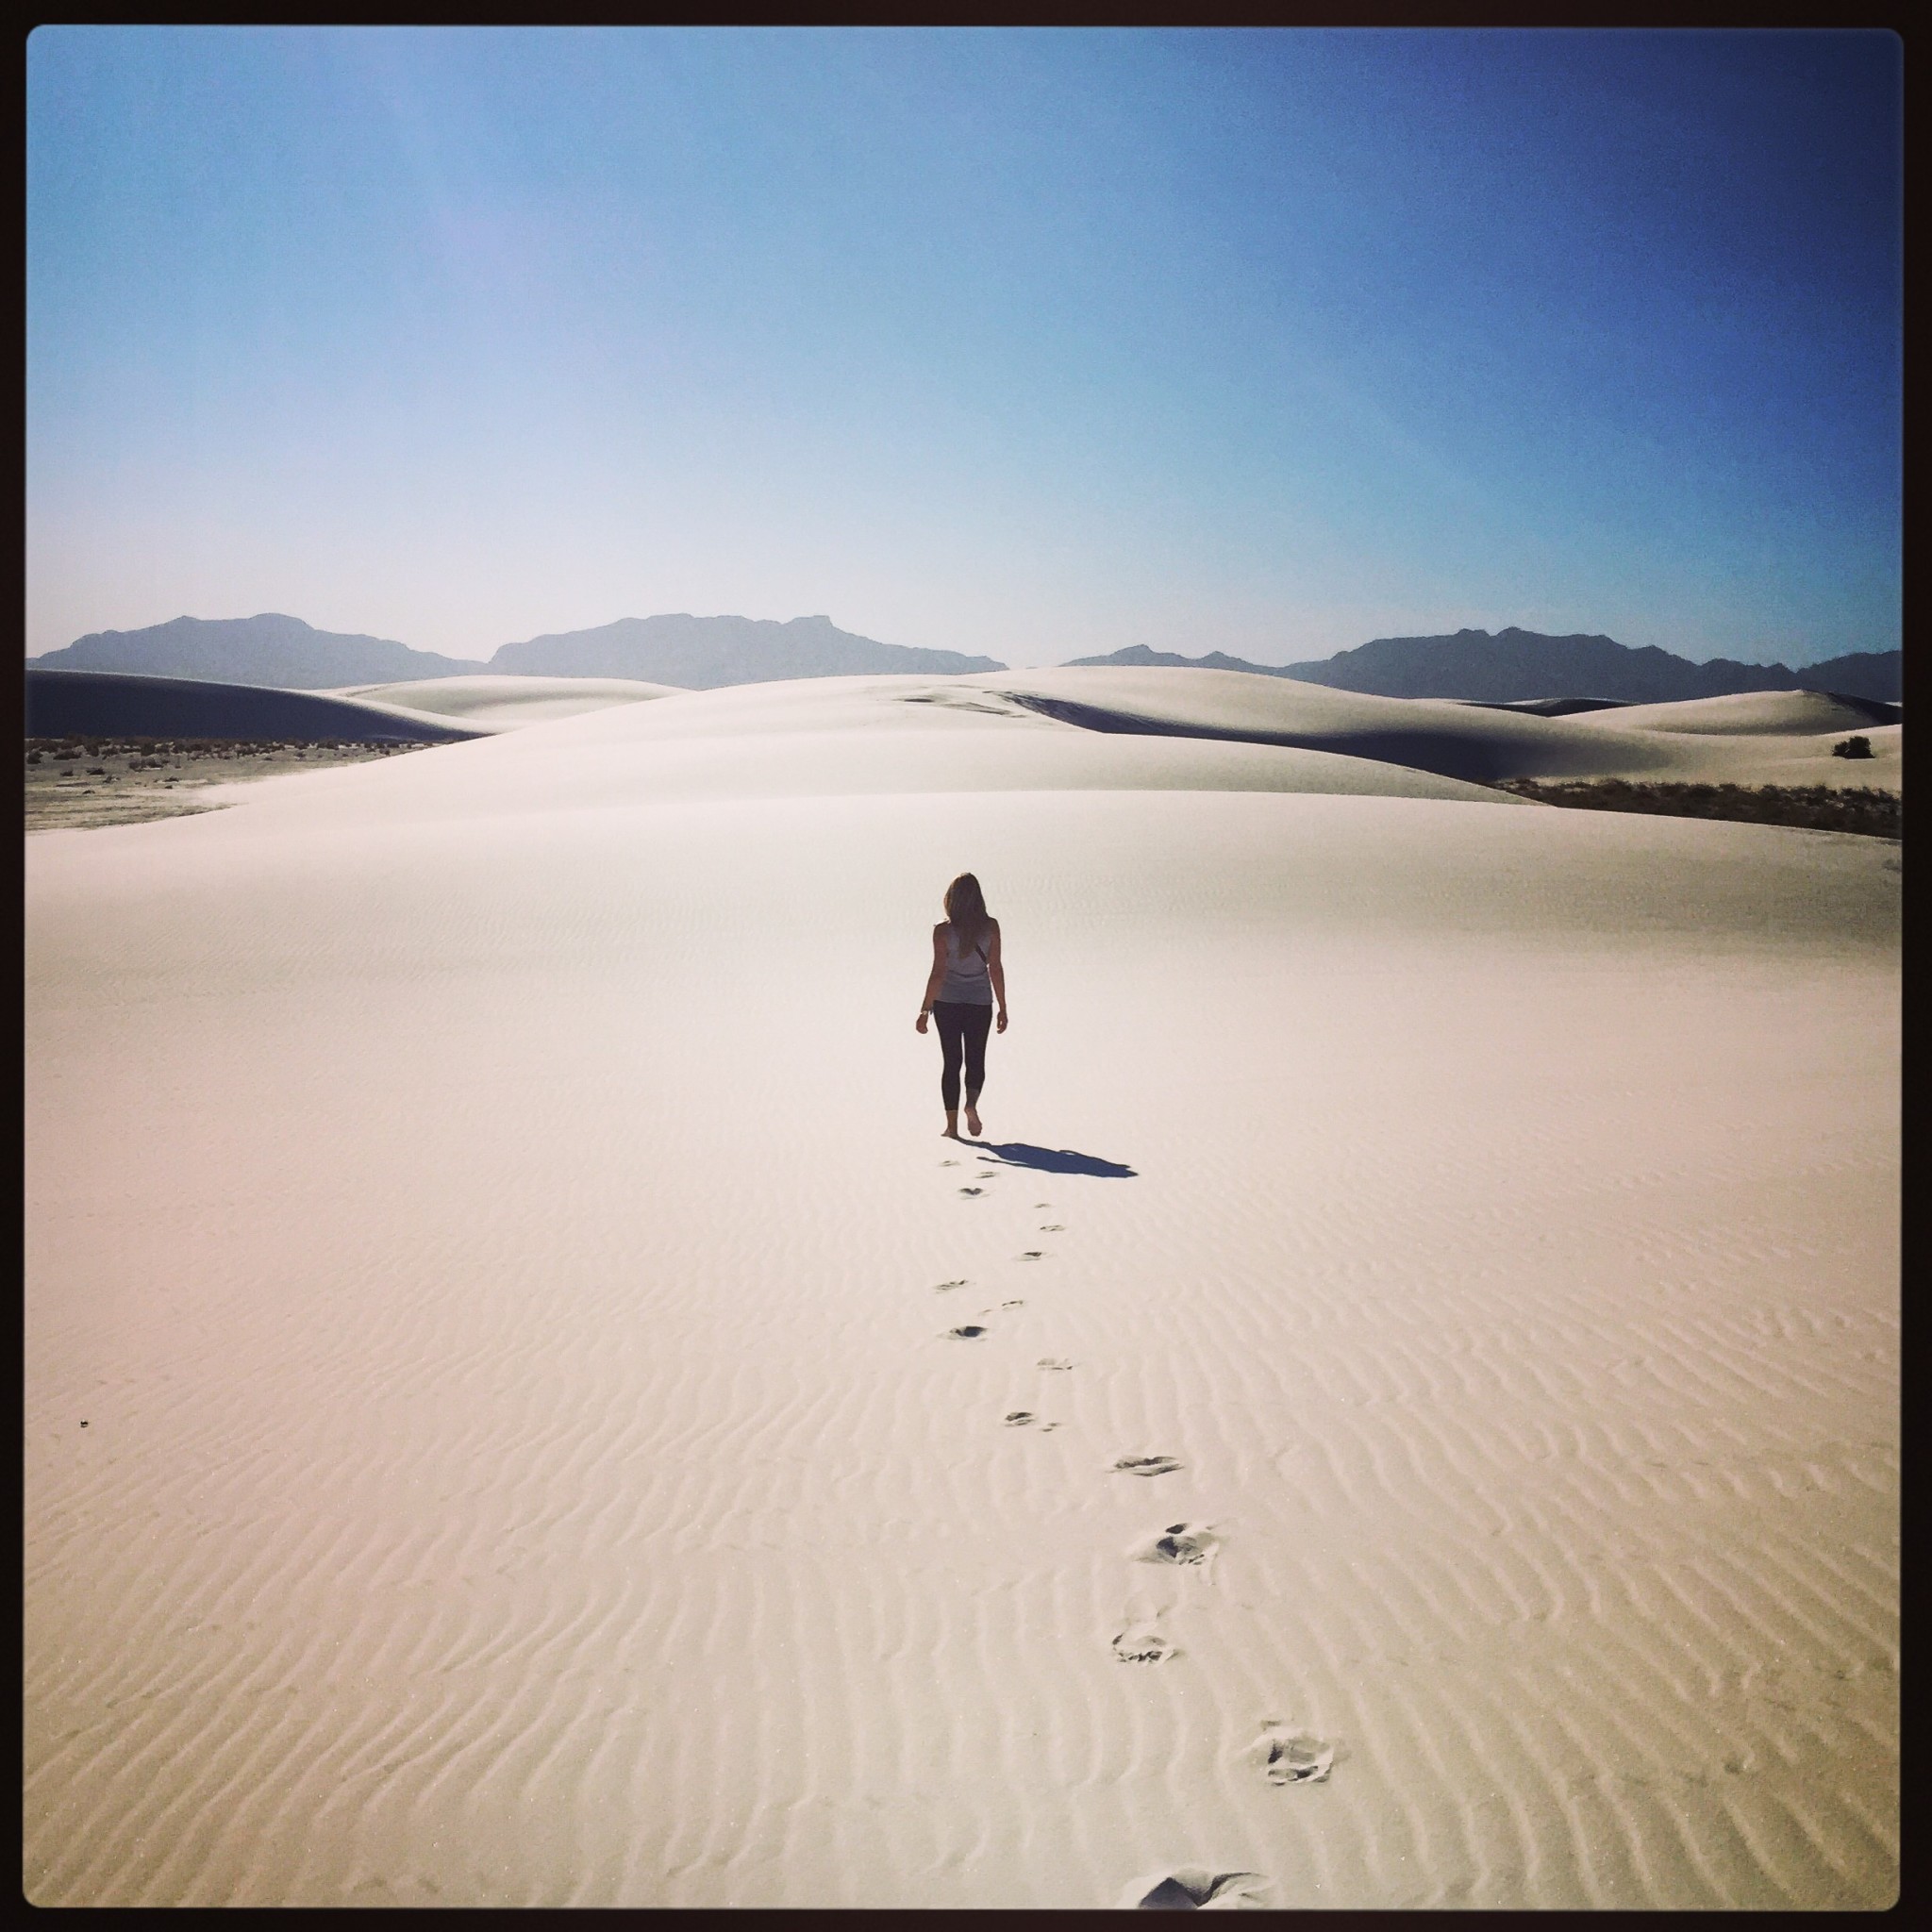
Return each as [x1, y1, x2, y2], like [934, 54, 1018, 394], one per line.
[937, 923, 993, 1005]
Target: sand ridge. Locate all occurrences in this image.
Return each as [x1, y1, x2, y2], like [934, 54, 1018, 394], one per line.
[1553, 690, 1898, 737]
[324, 675, 685, 731]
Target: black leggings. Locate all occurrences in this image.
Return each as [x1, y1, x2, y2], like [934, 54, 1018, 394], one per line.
[932, 1000, 993, 1111]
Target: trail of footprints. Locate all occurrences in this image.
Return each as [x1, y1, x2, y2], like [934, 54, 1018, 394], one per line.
[926, 1144, 1333, 1906]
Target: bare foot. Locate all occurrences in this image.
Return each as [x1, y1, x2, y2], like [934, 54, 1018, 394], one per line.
[964, 1104, 982, 1137]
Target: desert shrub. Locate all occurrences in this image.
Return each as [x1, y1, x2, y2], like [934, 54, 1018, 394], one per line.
[1495, 777, 1898, 839]
[1832, 736, 1874, 759]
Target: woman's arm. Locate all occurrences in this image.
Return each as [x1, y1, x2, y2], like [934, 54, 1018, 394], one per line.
[916, 924, 947, 1031]
[987, 921, 1008, 1031]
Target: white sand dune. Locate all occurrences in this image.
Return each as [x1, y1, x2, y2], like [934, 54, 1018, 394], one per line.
[171, 675, 1533, 828]
[964, 665, 1903, 791]
[25, 672, 1898, 1907]
[1558, 689, 1895, 737]
[1541, 689, 1903, 789]
[325, 674, 684, 731]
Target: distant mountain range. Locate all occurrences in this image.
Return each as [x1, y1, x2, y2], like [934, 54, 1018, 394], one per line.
[31, 613, 489, 688]
[1070, 630, 1902, 704]
[30, 612, 1003, 690]
[27, 614, 1900, 705]
[489, 612, 1004, 682]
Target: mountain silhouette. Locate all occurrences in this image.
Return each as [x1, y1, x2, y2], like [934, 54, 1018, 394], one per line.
[488, 612, 1003, 683]
[28, 611, 1004, 691]
[1069, 630, 1900, 704]
[30, 616, 1897, 705]
[31, 614, 487, 689]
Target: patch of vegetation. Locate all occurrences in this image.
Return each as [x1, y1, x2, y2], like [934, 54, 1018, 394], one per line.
[25, 735, 429, 831]
[25, 735, 417, 759]
[1832, 736, 1874, 759]
[1493, 777, 1900, 841]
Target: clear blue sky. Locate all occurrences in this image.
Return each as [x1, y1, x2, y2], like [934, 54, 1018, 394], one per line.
[26, 25, 1901, 668]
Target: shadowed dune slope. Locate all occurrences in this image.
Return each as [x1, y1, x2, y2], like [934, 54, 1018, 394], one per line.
[24, 668, 485, 743]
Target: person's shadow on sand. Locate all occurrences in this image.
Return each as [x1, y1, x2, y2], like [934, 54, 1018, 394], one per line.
[972, 1141, 1137, 1178]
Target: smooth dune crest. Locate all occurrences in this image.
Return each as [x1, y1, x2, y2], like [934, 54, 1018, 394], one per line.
[323, 675, 686, 729]
[1553, 689, 1897, 737]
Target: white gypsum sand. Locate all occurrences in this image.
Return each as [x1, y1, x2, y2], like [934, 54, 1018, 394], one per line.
[25, 672, 1898, 1907]
[323, 674, 686, 732]
[965, 665, 1903, 791]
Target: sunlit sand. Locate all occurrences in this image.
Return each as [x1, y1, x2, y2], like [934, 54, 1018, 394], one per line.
[25, 670, 1898, 1907]
[325, 673, 683, 731]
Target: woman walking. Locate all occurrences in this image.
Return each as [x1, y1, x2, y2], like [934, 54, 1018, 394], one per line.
[916, 873, 1008, 1139]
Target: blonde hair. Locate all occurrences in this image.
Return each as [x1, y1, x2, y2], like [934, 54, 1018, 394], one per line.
[943, 873, 991, 953]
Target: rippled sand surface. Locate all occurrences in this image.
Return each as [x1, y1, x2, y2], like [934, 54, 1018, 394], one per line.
[25, 676, 1898, 1907]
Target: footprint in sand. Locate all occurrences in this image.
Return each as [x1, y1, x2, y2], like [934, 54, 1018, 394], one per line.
[1244, 1719, 1336, 1786]
[943, 1324, 990, 1341]
[1111, 1455, 1183, 1478]
[1001, 1298, 1025, 1309]
[1039, 1224, 1065, 1233]
[1121, 1868, 1273, 1910]
[1037, 1357, 1074, 1373]
[1034, 1202, 1052, 1209]
[940, 1159, 959, 1168]
[958, 1187, 985, 1198]
[1111, 1614, 1176, 1664]
[1004, 1410, 1038, 1426]
[1018, 1250, 1044, 1261]
[1130, 1523, 1221, 1567]
[934, 1279, 969, 1293]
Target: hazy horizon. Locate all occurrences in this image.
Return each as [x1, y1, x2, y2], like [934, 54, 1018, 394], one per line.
[27, 27, 1901, 671]
[24, 607, 1903, 675]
